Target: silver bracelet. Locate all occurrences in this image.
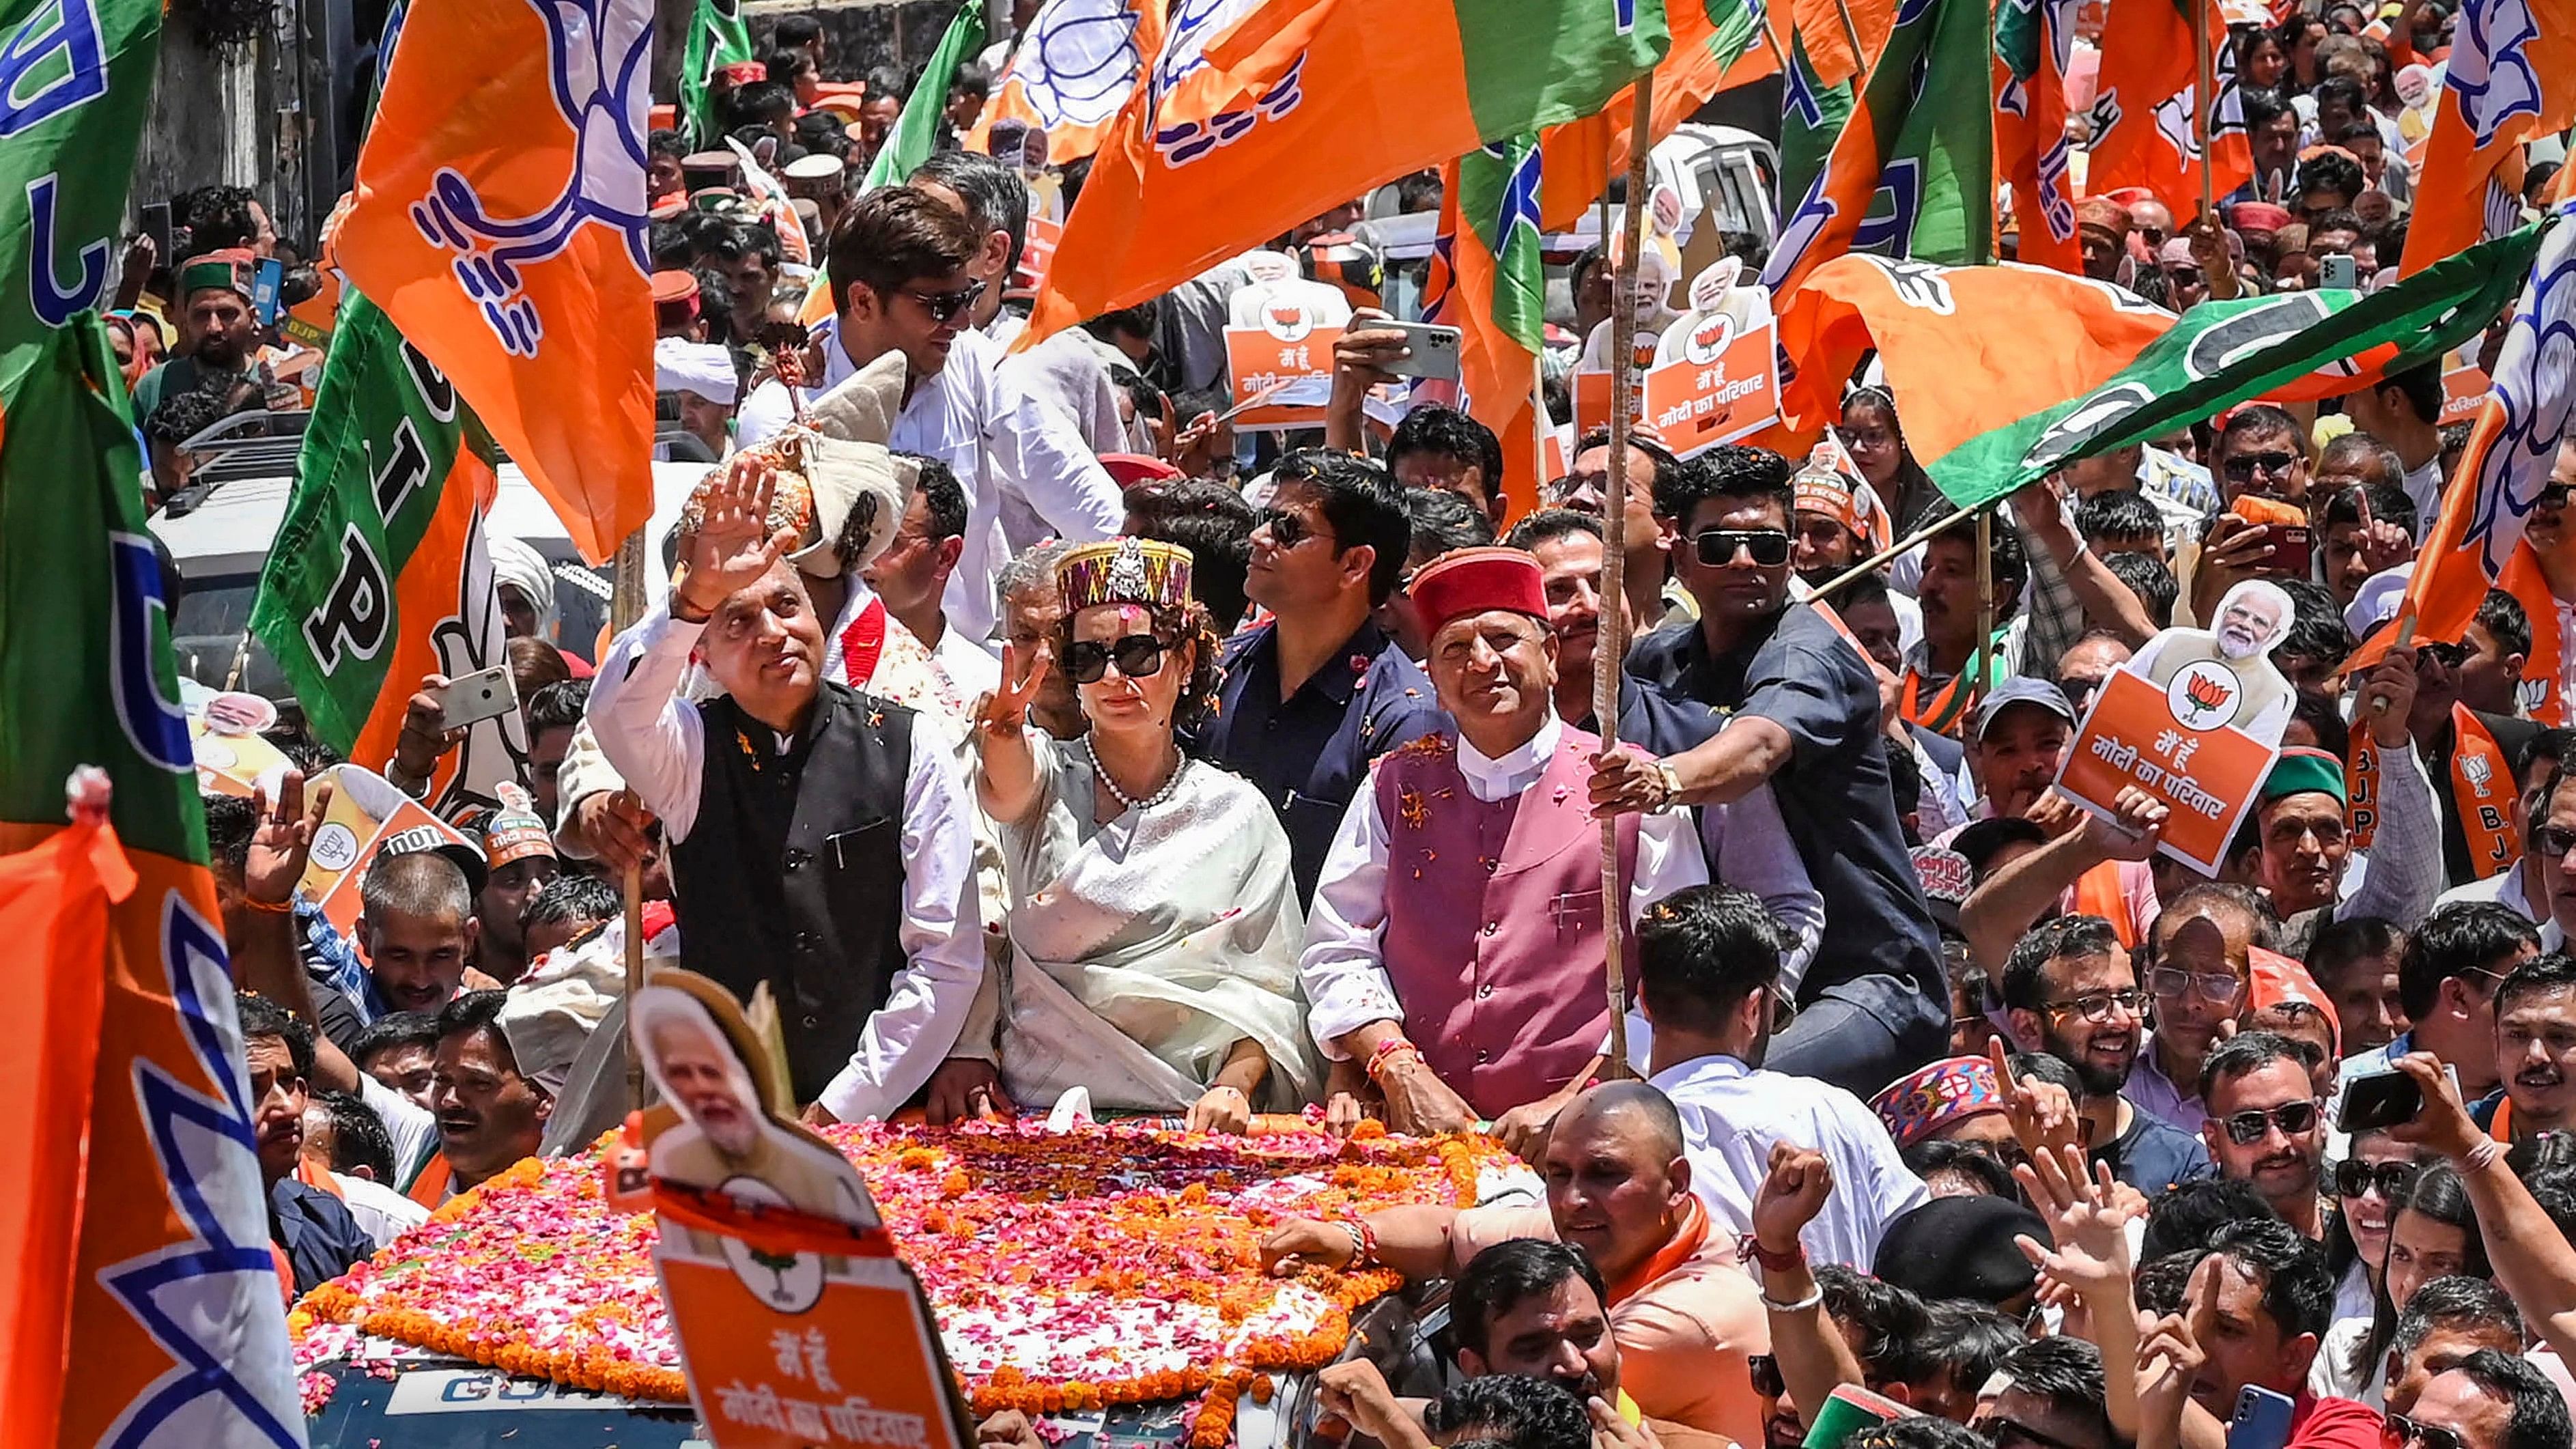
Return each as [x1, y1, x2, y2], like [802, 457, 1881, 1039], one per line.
[1759, 1284, 1824, 1313]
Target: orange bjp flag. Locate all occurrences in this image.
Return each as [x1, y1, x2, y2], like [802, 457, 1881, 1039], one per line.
[1537, 0, 1772, 233]
[1021, 0, 1669, 346]
[335, 0, 658, 563]
[2079, 0, 2248, 214]
[2397, 0, 2576, 273]
[967, 0, 1167, 165]
[1793, 0, 1895, 87]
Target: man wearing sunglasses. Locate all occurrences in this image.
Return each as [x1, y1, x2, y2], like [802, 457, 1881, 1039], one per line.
[1303, 548, 1708, 1139]
[1198, 451, 1443, 906]
[2200, 1032, 2334, 1239]
[2390, 1353, 2571, 1449]
[735, 188, 1124, 649]
[1598, 446, 1948, 1097]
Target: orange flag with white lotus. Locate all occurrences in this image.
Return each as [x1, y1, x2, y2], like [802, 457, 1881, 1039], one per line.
[335, 0, 657, 563]
[2397, 0, 2576, 273]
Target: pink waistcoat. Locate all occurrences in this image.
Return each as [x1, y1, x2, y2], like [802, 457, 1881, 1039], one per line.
[1373, 727, 1641, 1119]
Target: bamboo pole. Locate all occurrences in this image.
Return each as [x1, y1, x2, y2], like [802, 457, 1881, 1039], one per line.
[1596, 74, 1657, 1082]
[1828, 0, 1867, 70]
[1804, 496, 1986, 604]
[612, 526, 651, 1111]
[2193, 0, 2216, 221]
[1971, 507, 1996, 720]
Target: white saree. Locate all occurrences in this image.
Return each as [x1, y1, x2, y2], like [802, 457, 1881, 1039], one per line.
[987, 737, 1320, 1114]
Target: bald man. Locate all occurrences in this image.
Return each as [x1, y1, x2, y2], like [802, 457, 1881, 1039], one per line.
[1260, 1082, 1768, 1448]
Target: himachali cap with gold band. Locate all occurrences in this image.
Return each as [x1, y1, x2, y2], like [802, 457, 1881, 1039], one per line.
[1408, 546, 1548, 639]
[1058, 537, 1195, 614]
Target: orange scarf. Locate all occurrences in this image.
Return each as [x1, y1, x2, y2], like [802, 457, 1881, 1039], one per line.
[294, 1157, 345, 1198]
[2505, 550, 2565, 726]
[1607, 1196, 1712, 1306]
[405, 1152, 453, 1209]
[2349, 705, 2518, 877]
[2073, 862, 2140, 948]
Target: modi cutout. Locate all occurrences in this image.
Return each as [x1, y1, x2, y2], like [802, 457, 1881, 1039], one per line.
[2132, 579, 2298, 742]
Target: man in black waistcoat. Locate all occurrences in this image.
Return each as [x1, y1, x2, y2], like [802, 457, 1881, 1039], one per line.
[589, 456, 984, 1121]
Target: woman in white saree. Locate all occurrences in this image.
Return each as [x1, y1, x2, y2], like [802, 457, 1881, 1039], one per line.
[963, 537, 1318, 1131]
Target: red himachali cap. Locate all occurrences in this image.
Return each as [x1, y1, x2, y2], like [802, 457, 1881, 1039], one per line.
[1409, 547, 1547, 639]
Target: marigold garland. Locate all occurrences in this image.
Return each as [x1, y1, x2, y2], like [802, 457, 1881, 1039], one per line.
[292, 1121, 1509, 1440]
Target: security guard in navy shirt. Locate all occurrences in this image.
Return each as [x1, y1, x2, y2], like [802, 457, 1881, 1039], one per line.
[1189, 450, 1446, 904]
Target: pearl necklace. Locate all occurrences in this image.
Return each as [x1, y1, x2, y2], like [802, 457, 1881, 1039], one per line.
[1086, 734, 1186, 813]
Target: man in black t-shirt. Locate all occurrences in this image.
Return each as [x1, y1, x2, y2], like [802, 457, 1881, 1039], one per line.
[1596, 445, 1947, 1096]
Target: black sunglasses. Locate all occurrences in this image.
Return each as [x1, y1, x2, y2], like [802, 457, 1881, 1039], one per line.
[1258, 507, 1334, 550]
[2387, 1414, 2469, 1449]
[2533, 825, 2576, 860]
[2332, 1158, 2420, 1199]
[2220, 1099, 2321, 1144]
[897, 278, 987, 324]
[1061, 633, 1168, 684]
[1749, 1354, 1783, 1400]
[2222, 450, 2300, 479]
[1694, 528, 1793, 567]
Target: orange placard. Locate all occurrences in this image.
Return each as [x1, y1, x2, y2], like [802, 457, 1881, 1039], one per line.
[2055, 666, 2284, 875]
[1007, 215, 1062, 301]
[1642, 319, 1781, 458]
[2441, 363, 2493, 425]
[655, 1252, 967, 1449]
[1225, 320, 1343, 430]
[300, 764, 479, 936]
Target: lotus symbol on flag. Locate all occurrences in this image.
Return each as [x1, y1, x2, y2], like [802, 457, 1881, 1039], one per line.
[2168, 660, 2243, 731]
[406, 0, 652, 357]
[1264, 305, 1314, 341]
[2449, 0, 2543, 147]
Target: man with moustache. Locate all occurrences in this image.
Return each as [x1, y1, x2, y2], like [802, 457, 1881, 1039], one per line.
[2200, 1031, 2334, 1239]
[2480, 953, 2576, 1146]
[1998, 915, 2214, 1194]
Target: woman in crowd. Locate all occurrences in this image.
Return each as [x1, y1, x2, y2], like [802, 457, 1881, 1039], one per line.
[962, 537, 1318, 1130]
[2322, 1130, 2418, 1327]
[1843, 386, 1943, 544]
[2316, 1162, 2491, 1405]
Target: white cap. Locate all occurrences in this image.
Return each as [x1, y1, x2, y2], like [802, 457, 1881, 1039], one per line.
[653, 337, 737, 406]
[2343, 563, 2415, 639]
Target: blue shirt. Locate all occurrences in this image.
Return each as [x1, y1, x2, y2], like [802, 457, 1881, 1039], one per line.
[1187, 620, 1445, 904]
[2095, 1099, 2216, 1196]
[268, 1177, 374, 1296]
[1626, 605, 1943, 1004]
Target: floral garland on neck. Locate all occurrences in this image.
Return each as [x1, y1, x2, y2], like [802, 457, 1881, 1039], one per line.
[291, 1118, 1503, 1444]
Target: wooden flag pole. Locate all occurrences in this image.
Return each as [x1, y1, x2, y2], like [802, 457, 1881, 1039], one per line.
[1970, 507, 1996, 719]
[1806, 497, 1985, 604]
[1596, 72, 1658, 1082]
[2193, 0, 2216, 220]
[1829, 0, 1867, 70]
[612, 526, 651, 1111]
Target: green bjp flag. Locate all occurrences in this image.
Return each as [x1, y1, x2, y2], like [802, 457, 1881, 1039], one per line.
[249, 292, 528, 816]
[681, 0, 758, 148]
[862, 0, 989, 193]
[1938, 219, 2551, 509]
[0, 0, 162, 403]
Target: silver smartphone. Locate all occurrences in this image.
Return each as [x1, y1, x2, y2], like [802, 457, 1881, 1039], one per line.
[2319, 253, 2359, 290]
[1376, 320, 1464, 382]
[431, 664, 520, 730]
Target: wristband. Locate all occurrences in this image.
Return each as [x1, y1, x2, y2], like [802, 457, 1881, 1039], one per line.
[2463, 1138, 2504, 1175]
[1365, 1037, 1422, 1085]
[1738, 1236, 1807, 1276]
[242, 895, 295, 914]
[1340, 1218, 1380, 1271]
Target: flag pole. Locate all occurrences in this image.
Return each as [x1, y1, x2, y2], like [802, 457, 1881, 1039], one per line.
[1971, 506, 1996, 717]
[612, 526, 651, 1111]
[2193, 0, 2215, 220]
[1829, 0, 1867, 68]
[1805, 496, 1985, 603]
[1596, 72, 1657, 1083]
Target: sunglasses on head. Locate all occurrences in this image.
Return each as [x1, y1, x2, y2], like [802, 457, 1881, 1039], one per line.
[1694, 528, 1793, 567]
[2332, 1158, 2420, 1199]
[1060, 633, 1168, 684]
[897, 278, 987, 324]
[2220, 1099, 2321, 1144]
[2223, 451, 2300, 479]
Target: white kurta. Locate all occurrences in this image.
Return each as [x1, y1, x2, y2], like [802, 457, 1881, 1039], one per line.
[989, 737, 1321, 1114]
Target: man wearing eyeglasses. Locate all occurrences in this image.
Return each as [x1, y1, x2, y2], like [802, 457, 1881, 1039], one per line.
[1996, 915, 2213, 1194]
[1596, 447, 1949, 1097]
[2199, 1031, 2334, 1238]
[2129, 882, 2271, 1134]
[735, 188, 1124, 649]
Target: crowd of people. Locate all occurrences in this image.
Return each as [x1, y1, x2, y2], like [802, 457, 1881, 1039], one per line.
[143, 4, 2576, 1449]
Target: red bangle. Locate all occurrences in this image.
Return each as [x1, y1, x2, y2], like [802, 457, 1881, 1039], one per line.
[1738, 1236, 1805, 1276]
[1340, 1218, 1380, 1271]
[242, 895, 294, 914]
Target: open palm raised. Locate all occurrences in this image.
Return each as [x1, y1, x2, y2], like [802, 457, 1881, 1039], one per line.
[677, 455, 800, 617]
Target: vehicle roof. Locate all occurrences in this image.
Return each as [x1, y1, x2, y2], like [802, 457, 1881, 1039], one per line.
[150, 461, 718, 580]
